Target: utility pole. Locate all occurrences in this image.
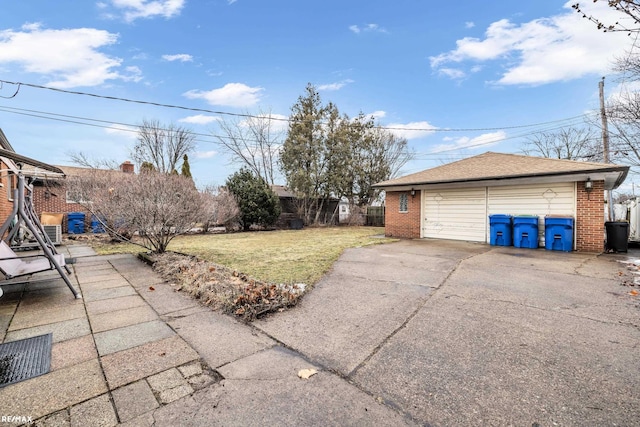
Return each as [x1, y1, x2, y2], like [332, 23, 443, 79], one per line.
[599, 77, 614, 220]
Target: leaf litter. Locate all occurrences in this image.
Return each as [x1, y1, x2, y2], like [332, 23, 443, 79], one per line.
[150, 252, 306, 321]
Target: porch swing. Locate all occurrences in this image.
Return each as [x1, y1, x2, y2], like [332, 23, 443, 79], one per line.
[0, 154, 80, 299]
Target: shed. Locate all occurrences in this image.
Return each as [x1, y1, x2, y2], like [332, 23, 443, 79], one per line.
[373, 152, 629, 252]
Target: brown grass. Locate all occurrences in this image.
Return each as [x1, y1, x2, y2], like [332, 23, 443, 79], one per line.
[90, 226, 395, 285]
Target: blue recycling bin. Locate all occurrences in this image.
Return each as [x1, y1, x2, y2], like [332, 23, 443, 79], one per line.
[489, 214, 512, 246]
[91, 215, 105, 233]
[544, 217, 574, 252]
[513, 216, 539, 249]
[68, 212, 85, 234]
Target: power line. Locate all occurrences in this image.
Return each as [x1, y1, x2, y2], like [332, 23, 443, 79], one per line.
[0, 102, 594, 156]
[0, 78, 593, 133]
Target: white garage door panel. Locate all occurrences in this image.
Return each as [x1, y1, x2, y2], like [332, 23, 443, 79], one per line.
[488, 183, 575, 245]
[423, 188, 486, 241]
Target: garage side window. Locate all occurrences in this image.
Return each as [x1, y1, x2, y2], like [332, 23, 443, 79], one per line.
[399, 193, 408, 212]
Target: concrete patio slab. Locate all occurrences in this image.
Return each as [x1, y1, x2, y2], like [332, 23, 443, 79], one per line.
[89, 304, 158, 333]
[8, 302, 86, 330]
[0, 359, 107, 421]
[167, 309, 275, 369]
[5, 316, 91, 343]
[82, 285, 137, 302]
[152, 348, 415, 427]
[218, 346, 318, 380]
[79, 278, 135, 292]
[100, 335, 199, 389]
[69, 393, 117, 427]
[85, 294, 147, 316]
[256, 273, 432, 376]
[111, 380, 159, 423]
[51, 334, 98, 371]
[93, 319, 175, 356]
[136, 283, 201, 314]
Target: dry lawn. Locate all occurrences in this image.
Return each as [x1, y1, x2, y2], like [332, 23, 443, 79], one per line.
[90, 226, 395, 285]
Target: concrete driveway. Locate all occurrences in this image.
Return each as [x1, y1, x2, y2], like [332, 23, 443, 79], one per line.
[255, 239, 640, 426]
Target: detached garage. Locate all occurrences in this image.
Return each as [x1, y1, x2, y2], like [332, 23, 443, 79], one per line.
[374, 152, 629, 252]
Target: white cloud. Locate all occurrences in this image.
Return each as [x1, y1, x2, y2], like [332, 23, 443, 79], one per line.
[430, 131, 507, 153]
[437, 68, 466, 80]
[430, 1, 632, 85]
[179, 114, 220, 125]
[349, 23, 388, 34]
[465, 21, 475, 29]
[104, 124, 138, 139]
[196, 150, 217, 159]
[386, 121, 437, 140]
[108, 0, 185, 22]
[240, 113, 289, 132]
[228, 0, 237, 4]
[162, 53, 193, 62]
[183, 83, 263, 108]
[367, 110, 387, 120]
[0, 23, 137, 88]
[318, 79, 354, 91]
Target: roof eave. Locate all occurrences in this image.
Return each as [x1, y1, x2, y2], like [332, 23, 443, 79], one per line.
[373, 165, 629, 190]
[374, 166, 630, 191]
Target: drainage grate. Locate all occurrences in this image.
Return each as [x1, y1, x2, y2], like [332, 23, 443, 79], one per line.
[0, 333, 52, 388]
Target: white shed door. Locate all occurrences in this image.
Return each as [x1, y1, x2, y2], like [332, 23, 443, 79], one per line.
[423, 188, 487, 241]
[487, 183, 576, 245]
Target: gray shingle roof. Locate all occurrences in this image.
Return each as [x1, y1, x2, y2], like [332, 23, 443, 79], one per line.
[375, 152, 629, 188]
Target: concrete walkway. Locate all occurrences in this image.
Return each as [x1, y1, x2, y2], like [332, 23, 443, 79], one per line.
[0, 240, 638, 426]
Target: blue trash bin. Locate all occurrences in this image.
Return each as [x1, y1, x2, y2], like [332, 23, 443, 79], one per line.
[489, 214, 513, 246]
[91, 215, 105, 233]
[68, 212, 85, 234]
[513, 216, 539, 249]
[544, 217, 574, 251]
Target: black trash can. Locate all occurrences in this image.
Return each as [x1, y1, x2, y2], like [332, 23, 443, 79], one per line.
[605, 221, 629, 252]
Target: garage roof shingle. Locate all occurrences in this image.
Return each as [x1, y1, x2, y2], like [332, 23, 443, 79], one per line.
[375, 152, 628, 188]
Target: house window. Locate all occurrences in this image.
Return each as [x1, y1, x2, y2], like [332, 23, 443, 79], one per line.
[66, 190, 89, 205]
[399, 193, 408, 212]
[6, 174, 16, 202]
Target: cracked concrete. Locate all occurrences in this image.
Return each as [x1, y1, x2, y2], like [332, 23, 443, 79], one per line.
[3, 240, 638, 426]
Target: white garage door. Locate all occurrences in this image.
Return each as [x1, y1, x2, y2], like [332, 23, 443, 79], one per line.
[487, 183, 576, 245]
[422, 183, 576, 244]
[423, 188, 487, 241]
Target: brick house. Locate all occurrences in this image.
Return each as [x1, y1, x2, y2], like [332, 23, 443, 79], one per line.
[374, 152, 629, 252]
[32, 161, 135, 232]
[0, 128, 67, 237]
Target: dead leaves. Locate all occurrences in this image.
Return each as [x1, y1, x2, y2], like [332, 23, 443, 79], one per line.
[297, 368, 318, 379]
[151, 252, 305, 322]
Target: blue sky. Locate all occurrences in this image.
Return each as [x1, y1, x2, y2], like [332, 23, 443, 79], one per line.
[0, 1, 635, 187]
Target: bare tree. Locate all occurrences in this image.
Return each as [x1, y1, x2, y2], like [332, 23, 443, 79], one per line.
[213, 109, 284, 184]
[607, 91, 640, 166]
[67, 170, 203, 253]
[67, 151, 120, 170]
[134, 119, 196, 174]
[521, 127, 602, 161]
[200, 185, 241, 232]
[573, 1, 640, 33]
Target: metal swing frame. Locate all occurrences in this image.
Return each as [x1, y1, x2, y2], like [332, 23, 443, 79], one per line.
[0, 166, 80, 299]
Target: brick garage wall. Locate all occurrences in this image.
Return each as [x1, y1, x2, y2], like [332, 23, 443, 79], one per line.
[32, 183, 89, 233]
[384, 190, 421, 239]
[575, 180, 605, 253]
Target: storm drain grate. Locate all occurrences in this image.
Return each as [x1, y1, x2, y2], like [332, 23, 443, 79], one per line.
[0, 333, 52, 388]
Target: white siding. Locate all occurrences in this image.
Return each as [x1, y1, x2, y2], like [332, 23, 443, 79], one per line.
[423, 188, 487, 241]
[487, 183, 576, 245]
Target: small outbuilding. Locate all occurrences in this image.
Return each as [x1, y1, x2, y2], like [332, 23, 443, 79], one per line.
[374, 152, 629, 252]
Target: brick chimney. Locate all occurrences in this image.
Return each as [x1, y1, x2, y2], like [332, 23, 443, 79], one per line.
[120, 161, 134, 174]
